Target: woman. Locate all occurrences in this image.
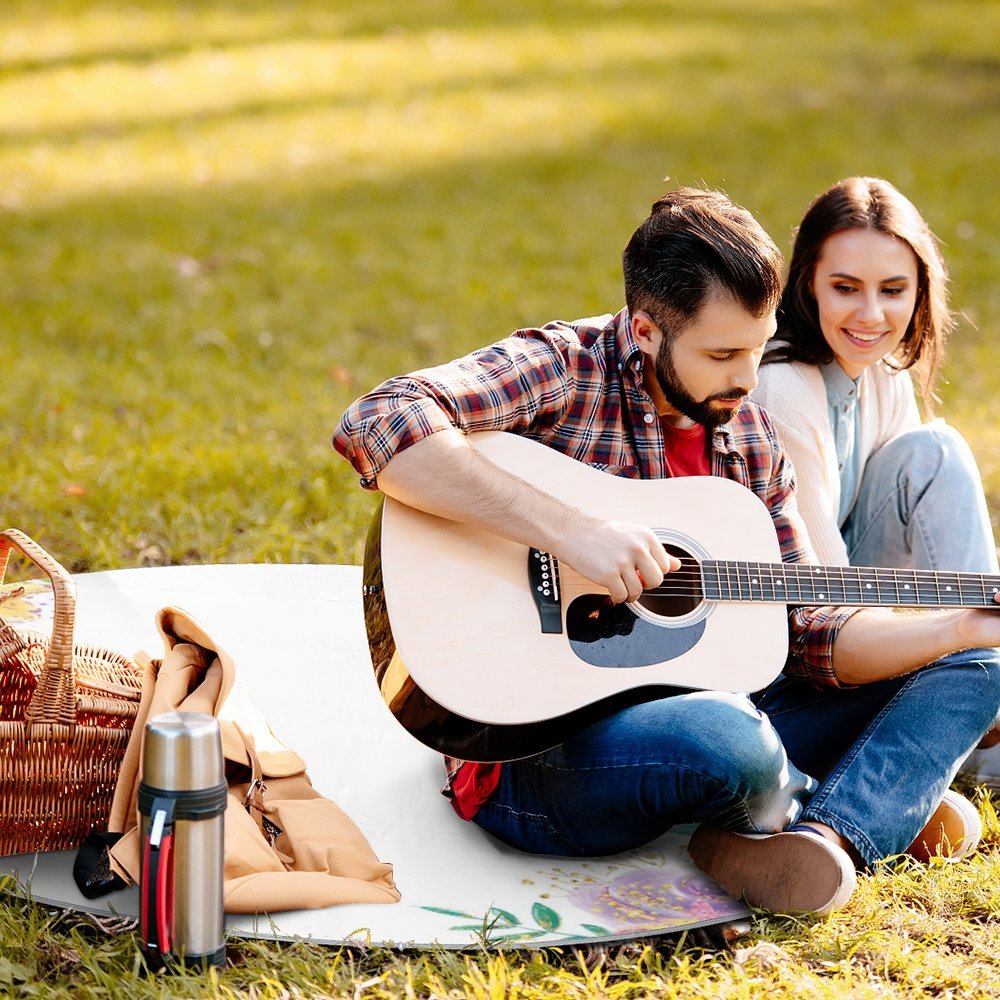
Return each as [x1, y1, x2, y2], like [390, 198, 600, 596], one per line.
[753, 176, 1000, 849]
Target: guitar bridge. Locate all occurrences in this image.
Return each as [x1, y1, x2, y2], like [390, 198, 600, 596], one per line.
[528, 549, 563, 633]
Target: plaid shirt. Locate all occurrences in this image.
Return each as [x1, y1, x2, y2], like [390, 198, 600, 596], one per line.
[334, 309, 859, 808]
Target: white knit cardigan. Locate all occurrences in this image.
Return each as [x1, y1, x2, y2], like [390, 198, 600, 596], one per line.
[752, 359, 921, 566]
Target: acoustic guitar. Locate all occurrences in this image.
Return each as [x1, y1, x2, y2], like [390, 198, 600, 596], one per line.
[361, 431, 1000, 762]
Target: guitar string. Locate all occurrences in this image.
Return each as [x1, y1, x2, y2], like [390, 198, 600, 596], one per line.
[640, 570, 1000, 589]
[559, 563, 1000, 604]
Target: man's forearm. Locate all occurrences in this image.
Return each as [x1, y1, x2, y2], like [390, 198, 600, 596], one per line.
[375, 429, 676, 604]
[832, 607, 989, 684]
[376, 428, 578, 553]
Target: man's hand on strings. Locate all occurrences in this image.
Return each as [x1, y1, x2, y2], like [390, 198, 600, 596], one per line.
[556, 517, 681, 604]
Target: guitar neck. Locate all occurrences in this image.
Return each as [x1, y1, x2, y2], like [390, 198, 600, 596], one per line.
[701, 561, 1000, 609]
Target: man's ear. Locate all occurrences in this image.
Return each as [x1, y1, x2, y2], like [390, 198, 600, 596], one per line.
[631, 310, 662, 357]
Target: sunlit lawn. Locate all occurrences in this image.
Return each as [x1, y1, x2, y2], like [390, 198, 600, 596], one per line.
[4, 0, 999, 570]
[3, 0, 1000, 995]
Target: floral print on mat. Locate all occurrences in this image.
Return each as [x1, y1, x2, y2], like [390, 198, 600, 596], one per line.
[421, 842, 746, 943]
[0, 581, 54, 626]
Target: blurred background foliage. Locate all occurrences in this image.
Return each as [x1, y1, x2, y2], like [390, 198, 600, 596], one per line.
[2, 0, 999, 570]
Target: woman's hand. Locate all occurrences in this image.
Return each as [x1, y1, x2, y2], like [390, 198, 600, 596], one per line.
[952, 591, 1000, 650]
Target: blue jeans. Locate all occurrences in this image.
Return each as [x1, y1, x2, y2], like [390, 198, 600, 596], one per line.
[475, 426, 1000, 866]
[841, 423, 1000, 783]
[473, 691, 815, 857]
[755, 647, 1000, 865]
[842, 423, 999, 574]
[475, 649, 1000, 867]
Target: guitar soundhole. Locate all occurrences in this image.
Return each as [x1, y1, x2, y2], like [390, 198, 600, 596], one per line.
[635, 543, 703, 618]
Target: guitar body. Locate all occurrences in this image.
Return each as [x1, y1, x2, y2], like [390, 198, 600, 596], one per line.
[363, 431, 789, 761]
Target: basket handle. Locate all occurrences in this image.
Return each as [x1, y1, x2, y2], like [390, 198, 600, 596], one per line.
[0, 528, 78, 728]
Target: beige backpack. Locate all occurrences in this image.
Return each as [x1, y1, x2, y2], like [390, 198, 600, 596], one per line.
[99, 607, 399, 914]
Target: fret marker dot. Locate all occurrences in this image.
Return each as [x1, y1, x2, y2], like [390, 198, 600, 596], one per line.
[904, 584, 910, 589]
[819, 593, 826, 599]
[776, 580, 783, 587]
[946, 586, 953, 591]
[865, 583, 872, 589]
[751, 578, 758, 585]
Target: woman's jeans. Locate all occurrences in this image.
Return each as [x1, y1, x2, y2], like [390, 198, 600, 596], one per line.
[842, 422, 998, 574]
[474, 427, 1000, 867]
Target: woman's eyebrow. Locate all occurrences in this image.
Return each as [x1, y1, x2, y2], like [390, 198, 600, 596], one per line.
[827, 271, 911, 282]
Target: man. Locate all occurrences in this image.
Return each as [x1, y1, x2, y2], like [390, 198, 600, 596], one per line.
[333, 188, 1000, 915]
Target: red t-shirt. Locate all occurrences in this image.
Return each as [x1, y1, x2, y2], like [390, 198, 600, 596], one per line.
[660, 419, 711, 477]
[448, 421, 710, 820]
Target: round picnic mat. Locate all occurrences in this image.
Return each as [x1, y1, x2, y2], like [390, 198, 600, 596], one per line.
[0, 565, 749, 948]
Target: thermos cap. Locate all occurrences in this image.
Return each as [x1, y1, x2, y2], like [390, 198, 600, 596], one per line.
[142, 711, 225, 791]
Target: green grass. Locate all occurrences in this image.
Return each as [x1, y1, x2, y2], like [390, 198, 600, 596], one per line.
[3, 787, 1000, 997]
[3, 0, 1000, 570]
[3, 0, 1000, 995]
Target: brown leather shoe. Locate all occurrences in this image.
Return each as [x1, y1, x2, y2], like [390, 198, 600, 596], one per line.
[906, 789, 982, 862]
[687, 826, 857, 915]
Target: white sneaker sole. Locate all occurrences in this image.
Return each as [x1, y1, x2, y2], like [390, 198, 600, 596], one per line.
[687, 827, 857, 916]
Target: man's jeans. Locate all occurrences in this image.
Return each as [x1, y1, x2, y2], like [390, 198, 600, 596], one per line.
[473, 690, 815, 858]
[757, 647, 1000, 865]
[475, 649, 1000, 867]
[474, 425, 1000, 865]
[841, 422, 1000, 785]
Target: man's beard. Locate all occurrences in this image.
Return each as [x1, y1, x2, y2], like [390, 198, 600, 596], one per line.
[654, 339, 748, 429]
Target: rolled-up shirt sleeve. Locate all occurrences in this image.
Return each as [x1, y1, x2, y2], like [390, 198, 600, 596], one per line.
[785, 605, 858, 688]
[754, 409, 861, 689]
[332, 331, 573, 488]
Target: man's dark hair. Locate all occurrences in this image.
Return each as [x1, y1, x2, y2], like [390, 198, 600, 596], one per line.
[622, 187, 783, 340]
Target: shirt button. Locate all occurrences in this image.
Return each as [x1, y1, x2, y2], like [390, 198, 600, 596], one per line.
[643, 413, 655, 424]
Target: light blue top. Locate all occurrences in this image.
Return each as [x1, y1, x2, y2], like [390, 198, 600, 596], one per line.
[820, 360, 863, 526]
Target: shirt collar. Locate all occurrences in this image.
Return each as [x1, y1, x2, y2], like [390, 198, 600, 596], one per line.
[711, 423, 734, 455]
[618, 307, 736, 455]
[820, 359, 860, 406]
[616, 309, 645, 379]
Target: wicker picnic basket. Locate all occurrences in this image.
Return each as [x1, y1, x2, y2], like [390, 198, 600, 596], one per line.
[0, 528, 144, 855]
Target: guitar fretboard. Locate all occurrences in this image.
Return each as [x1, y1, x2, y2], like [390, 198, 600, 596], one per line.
[701, 561, 1000, 609]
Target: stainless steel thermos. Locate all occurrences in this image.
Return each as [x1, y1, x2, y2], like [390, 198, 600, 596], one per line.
[139, 711, 227, 970]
